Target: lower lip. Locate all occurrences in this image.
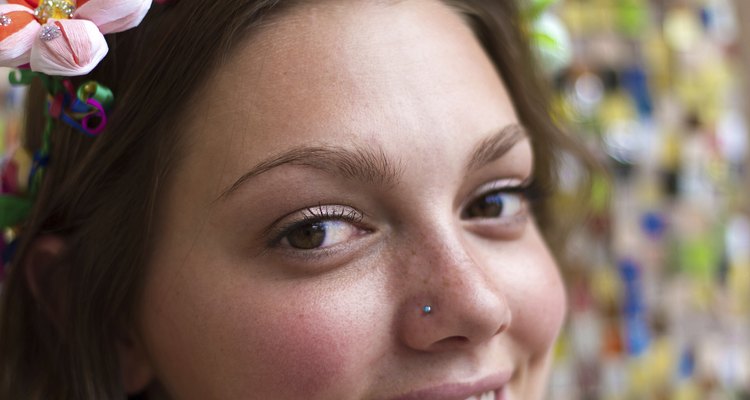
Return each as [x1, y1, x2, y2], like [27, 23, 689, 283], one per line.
[391, 372, 511, 400]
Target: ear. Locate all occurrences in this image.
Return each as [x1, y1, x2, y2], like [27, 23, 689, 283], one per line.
[117, 331, 155, 394]
[24, 234, 70, 332]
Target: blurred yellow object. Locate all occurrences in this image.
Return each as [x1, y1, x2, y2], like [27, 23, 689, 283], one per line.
[591, 265, 621, 305]
[650, 337, 676, 390]
[599, 91, 636, 124]
[628, 354, 652, 397]
[590, 173, 612, 214]
[0, 117, 5, 154]
[663, 7, 702, 52]
[661, 130, 681, 170]
[643, 30, 672, 94]
[553, 330, 571, 363]
[626, 337, 677, 398]
[728, 262, 750, 314]
[674, 60, 732, 125]
[674, 381, 701, 400]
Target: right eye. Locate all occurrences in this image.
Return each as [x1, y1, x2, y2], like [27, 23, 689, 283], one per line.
[282, 219, 362, 250]
[271, 205, 369, 253]
[461, 190, 525, 220]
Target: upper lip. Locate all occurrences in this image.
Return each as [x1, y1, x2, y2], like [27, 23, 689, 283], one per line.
[387, 371, 511, 400]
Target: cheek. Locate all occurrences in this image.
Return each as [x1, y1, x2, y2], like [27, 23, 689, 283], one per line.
[140, 266, 383, 400]
[503, 244, 567, 354]
[238, 305, 357, 396]
[222, 286, 391, 399]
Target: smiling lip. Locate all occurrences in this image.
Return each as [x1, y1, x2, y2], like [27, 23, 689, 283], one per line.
[387, 372, 511, 400]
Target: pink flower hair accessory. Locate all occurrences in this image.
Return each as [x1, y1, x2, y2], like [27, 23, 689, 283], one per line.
[0, 0, 152, 76]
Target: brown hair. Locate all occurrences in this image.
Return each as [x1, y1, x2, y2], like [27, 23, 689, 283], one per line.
[0, 1, 590, 398]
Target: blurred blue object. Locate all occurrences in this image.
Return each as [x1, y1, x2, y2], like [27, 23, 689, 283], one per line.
[621, 66, 653, 118]
[641, 211, 667, 239]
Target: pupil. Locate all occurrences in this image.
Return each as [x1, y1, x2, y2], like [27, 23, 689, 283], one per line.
[287, 222, 326, 249]
[468, 193, 504, 218]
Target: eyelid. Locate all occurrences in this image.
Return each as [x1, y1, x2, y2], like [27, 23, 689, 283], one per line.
[468, 178, 530, 199]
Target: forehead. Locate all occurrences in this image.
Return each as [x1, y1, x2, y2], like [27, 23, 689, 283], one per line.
[176, 0, 520, 195]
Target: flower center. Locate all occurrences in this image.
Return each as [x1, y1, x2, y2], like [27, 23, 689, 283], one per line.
[34, 0, 76, 24]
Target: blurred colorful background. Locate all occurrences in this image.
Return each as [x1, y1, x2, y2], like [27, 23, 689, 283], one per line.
[2, 0, 750, 398]
[533, 0, 750, 398]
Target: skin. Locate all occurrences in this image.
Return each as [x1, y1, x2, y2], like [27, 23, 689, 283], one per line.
[132, 1, 566, 399]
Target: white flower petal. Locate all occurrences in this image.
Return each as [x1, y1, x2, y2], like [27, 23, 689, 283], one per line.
[74, 0, 152, 34]
[30, 19, 108, 76]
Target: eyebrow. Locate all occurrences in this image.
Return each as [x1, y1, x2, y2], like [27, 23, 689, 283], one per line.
[466, 123, 527, 172]
[218, 145, 403, 200]
[218, 123, 527, 200]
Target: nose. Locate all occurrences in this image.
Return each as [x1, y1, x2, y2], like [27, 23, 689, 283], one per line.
[395, 229, 512, 352]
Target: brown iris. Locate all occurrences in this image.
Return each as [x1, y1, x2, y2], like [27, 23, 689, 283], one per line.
[286, 222, 327, 249]
[463, 192, 506, 219]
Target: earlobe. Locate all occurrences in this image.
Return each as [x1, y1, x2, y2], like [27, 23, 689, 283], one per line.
[117, 333, 155, 394]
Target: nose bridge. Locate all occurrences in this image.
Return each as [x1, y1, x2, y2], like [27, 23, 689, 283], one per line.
[394, 218, 512, 351]
[408, 224, 484, 289]
[399, 214, 493, 289]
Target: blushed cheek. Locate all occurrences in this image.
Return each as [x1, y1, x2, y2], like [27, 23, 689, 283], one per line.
[143, 285, 373, 399]
[230, 303, 376, 399]
[250, 313, 349, 396]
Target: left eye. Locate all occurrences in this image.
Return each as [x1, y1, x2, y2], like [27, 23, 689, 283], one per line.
[461, 190, 525, 220]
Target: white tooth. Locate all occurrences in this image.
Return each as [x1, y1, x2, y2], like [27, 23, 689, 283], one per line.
[466, 390, 498, 400]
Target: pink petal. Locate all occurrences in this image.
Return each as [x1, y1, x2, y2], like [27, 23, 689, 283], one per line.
[74, 0, 152, 34]
[0, 4, 39, 68]
[30, 19, 108, 76]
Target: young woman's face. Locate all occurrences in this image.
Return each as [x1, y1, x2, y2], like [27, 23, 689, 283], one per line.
[136, 1, 566, 399]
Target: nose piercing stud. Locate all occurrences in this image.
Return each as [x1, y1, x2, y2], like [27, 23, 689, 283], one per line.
[422, 305, 432, 314]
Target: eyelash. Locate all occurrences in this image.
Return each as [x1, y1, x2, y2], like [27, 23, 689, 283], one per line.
[478, 179, 546, 203]
[269, 204, 364, 247]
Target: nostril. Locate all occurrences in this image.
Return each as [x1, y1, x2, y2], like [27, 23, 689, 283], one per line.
[434, 336, 470, 347]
